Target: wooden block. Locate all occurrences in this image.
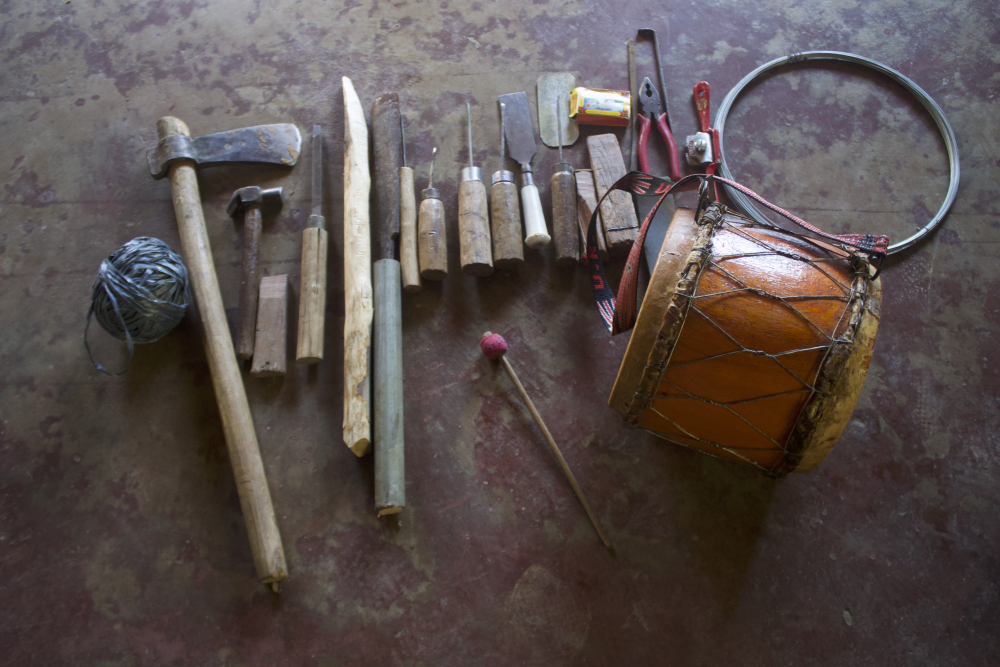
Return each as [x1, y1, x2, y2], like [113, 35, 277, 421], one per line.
[251, 275, 288, 377]
[575, 169, 609, 261]
[587, 134, 639, 251]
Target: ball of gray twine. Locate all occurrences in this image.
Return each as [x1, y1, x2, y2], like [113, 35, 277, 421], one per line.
[85, 237, 190, 376]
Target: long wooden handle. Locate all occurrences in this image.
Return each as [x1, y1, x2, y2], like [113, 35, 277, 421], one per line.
[500, 355, 611, 549]
[156, 116, 287, 586]
[296, 224, 328, 364]
[458, 179, 493, 276]
[399, 167, 421, 292]
[342, 77, 373, 457]
[490, 180, 524, 268]
[235, 206, 262, 360]
[373, 259, 405, 516]
[372, 94, 401, 261]
[551, 166, 579, 266]
[521, 183, 551, 249]
[418, 197, 447, 280]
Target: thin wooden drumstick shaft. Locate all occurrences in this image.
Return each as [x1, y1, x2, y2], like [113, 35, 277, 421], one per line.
[499, 356, 612, 549]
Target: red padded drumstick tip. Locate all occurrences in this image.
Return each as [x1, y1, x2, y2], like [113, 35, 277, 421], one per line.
[480, 331, 508, 360]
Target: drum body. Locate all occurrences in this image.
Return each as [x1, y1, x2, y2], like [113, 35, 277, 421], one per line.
[610, 205, 881, 476]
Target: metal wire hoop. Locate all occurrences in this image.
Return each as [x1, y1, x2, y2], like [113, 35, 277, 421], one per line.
[715, 51, 960, 255]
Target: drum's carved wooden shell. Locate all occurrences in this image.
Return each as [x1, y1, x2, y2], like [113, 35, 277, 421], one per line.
[609, 206, 881, 476]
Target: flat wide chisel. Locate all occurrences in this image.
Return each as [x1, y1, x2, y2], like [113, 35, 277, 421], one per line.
[497, 91, 550, 249]
[296, 126, 328, 364]
[457, 102, 493, 276]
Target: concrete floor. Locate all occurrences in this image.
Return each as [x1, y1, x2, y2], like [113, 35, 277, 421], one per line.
[2, 0, 998, 665]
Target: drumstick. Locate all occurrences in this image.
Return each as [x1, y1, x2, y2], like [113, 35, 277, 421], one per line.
[480, 332, 613, 551]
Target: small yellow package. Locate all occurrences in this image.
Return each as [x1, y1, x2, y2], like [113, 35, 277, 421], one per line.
[570, 87, 631, 127]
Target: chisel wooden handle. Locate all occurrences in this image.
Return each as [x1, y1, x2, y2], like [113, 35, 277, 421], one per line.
[399, 166, 421, 292]
[521, 179, 551, 249]
[373, 259, 405, 516]
[156, 116, 287, 587]
[551, 162, 579, 265]
[296, 222, 327, 363]
[235, 206, 262, 359]
[490, 173, 524, 268]
[418, 193, 447, 280]
[458, 174, 493, 276]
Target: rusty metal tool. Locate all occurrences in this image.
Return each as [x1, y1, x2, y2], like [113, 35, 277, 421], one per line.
[458, 102, 493, 276]
[497, 92, 551, 249]
[637, 27, 672, 131]
[371, 92, 406, 516]
[296, 126, 328, 364]
[227, 186, 284, 360]
[147, 117, 297, 589]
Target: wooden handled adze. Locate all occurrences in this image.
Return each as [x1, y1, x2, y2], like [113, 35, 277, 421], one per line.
[147, 117, 300, 589]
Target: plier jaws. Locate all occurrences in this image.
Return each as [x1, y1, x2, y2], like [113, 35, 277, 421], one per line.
[637, 77, 683, 181]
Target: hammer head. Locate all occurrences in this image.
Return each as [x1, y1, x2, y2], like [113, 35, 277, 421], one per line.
[227, 187, 284, 218]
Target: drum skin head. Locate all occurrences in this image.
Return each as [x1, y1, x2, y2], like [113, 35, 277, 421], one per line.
[609, 206, 881, 477]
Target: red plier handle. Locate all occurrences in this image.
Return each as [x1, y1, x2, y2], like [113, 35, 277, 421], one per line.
[637, 112, 683, 181]
[693, 81, 720, 177]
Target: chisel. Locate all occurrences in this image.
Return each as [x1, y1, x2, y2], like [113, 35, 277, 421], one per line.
[399, 116, 421, 292]
[296, 126, 328, 364]
[371, 92, 405, 517]
[490, 102, 524, 268]
[551, 95, 579, 265]
[418, 148, 447, 280]
[458, 103, 493, 276]
[497, 92, 550, 249]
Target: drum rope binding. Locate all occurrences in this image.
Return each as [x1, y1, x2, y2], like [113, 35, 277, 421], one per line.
[630, 202, 876, 475]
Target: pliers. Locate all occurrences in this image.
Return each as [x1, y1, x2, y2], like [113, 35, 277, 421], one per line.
[637, 76, 683, 181]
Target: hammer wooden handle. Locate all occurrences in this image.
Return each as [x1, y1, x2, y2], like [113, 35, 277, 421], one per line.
[156, 117, 287, 587]
[235, 206, 262, 360]
[296, 222, 328, 364]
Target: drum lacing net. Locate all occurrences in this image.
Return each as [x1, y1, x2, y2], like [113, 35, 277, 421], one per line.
[643, 209, 871, 474]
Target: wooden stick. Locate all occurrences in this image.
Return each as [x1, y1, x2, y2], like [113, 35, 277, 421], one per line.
[587, 134, 639, 252]
[235, 205, 262, 360]
[575, 169, 609, 261]
[399, 165, 421, 292]
[296, 227, 327, 363]
[482, 333, 612, 550]
[156, 116, 287, 588]
[251, 275, 288, 377]
[296, 125, 328, 364]
[342, 77, 373, 457]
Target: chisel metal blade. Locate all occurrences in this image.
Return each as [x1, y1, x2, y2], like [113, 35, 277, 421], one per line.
[497, 92, 536, 170]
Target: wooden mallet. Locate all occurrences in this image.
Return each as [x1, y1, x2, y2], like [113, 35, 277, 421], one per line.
[480, 332, 612, 551]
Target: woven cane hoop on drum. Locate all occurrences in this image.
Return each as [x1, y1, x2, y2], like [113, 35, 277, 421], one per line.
[610, 202, 881, 477]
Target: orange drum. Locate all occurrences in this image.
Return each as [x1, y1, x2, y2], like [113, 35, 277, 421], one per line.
[610, 204, 881, 476]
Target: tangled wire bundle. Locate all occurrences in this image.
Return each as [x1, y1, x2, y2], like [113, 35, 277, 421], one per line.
[85, 237, 190, 376]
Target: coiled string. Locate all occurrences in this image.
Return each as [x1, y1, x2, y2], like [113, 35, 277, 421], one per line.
[85, 237, 190, 376]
